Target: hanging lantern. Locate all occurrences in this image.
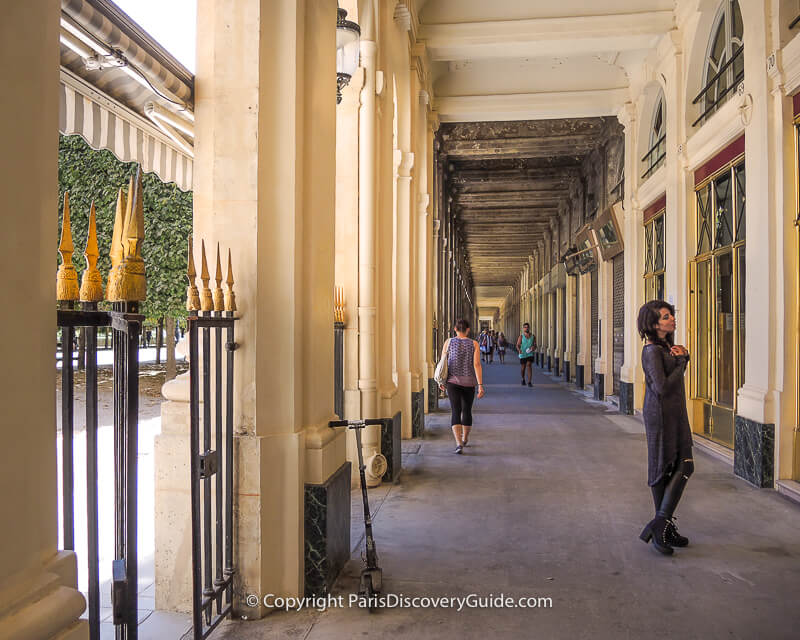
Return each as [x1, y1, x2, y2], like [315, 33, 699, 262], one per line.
[336, 7, 361, 104]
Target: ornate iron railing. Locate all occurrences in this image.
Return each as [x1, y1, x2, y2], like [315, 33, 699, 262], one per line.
[692, 46, 744, 127]
[641, 134, 666, 181]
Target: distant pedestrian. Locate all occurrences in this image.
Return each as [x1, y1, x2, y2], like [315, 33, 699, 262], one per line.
[438, 318, 484, 454]
[497, 333, 507, 363]
[478, 330, 489, 363]
[637, 300, 693, 556]
[516, 323, 536, 386]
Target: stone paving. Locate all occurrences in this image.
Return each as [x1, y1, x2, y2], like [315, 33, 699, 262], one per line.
[216, 360, 800, 640]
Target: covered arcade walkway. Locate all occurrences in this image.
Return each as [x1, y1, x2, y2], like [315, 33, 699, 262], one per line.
[216, 360, 800, 639]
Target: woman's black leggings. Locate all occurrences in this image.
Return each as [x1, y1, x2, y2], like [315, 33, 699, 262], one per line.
[651, 454, 694, 519]
[446, 383, 475, 426]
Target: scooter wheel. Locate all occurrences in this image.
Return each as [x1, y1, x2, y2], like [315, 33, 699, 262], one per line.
[363, 575, 377, 613]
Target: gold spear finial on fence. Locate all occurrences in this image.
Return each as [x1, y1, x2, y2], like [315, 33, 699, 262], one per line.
[213, 243, 224, 312]
[106, 187, 127, 301]
[57, 192, 79, 302]
[334, 286, 345, 323]
[186, 236, 200, 311]
[224, 248, 236, 313]
[80, 201, 104, 302]
[118, 166, 146, 302]
[199, 239, 213, 312]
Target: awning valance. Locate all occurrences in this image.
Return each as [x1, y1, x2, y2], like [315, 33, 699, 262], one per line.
[59, 69, 193, 191]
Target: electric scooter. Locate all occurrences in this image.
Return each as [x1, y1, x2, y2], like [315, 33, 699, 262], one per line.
[329, 418, 385, 612]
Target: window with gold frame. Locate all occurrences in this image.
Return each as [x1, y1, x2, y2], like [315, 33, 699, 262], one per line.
[793, 118, 800, 480]
[643, 209, 666, 301]
[689, 156, 745, 448]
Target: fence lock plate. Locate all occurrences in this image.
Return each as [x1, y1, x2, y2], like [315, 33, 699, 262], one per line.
[111, 558, 127, 624]
[199, 450, 218, 478]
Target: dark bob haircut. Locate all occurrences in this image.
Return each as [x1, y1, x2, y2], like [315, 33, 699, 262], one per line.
[454, 318, 470, 332]
[637, 300, 675, 346]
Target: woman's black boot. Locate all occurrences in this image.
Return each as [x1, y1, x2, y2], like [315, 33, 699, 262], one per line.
[665, 518, 689, 547]
[639, 516, 673, 555]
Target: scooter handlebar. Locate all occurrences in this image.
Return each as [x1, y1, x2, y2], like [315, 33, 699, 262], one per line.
[328, 418, 386, 428]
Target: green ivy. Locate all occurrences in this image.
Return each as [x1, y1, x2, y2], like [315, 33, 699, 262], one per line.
[58, 134, 192, 321]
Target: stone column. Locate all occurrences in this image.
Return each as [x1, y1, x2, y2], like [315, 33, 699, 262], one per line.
[191, 0, 347, 609]
[555, 286, 565, 377]
[396, 150, 415, 438]
[576, 271, 592, 388]
[0, 2, 87, 638]
[594, 257, 614, 400]
[734, 1, 778, 487]
[617, 101, 638, 414]
[333, 26, 363, 484]
[357, 36, 382, 466]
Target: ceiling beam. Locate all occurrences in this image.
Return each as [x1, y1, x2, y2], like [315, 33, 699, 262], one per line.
[419, 12, 674, 61]
[436, 89, 630, 122]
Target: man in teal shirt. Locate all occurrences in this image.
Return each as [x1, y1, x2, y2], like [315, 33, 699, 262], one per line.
[516, 323, 537, 387]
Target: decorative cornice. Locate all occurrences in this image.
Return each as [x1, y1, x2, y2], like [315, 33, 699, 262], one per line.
[394, 1, 411, 32]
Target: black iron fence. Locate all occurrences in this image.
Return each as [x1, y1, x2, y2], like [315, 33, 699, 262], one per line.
[58, 304, 143, 640]
[185, 239, 238, 639]
[187, 310, 237, 639]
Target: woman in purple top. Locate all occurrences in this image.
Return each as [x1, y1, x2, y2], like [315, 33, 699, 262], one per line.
[437, 318, 484, 454]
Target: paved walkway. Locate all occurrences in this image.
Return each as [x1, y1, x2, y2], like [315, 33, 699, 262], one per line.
[218, 360, 800, 640]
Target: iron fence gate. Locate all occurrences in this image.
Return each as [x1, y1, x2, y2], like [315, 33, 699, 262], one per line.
[187, 310, 237, 639]
[185, 238, 239, 639]
[58, 304, 143, 640]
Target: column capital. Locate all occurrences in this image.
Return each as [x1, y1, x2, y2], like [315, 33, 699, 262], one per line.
[399, 151, 415, 177]
[616, 101, 636, 129]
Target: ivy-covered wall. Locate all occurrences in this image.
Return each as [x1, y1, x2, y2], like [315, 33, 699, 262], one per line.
[58, 134, 192, 321]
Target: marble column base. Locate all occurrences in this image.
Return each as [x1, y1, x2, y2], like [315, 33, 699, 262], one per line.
[575, 364, 584, 389]
[593, 373, 604, 400]
[412, 390, 424, 438]
[428, 378, 438, 412]
[734, 416, 775, 488]
[554, 357, 560, 377]
[619, 382, 634, 415]
[564, 361, 571, 383]
[381, 411, 402, 483]
[304, 461, 351, 596]
[546, 355, 552, 371]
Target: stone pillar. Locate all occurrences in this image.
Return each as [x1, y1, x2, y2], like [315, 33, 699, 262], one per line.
[357, 36, 382, 467]
[187, 0, 347, 610]
[734, 1, 777, 486]
[332, 26, 363, 484]
[0, 2, 87, 638]
[617, 101, 638, 414]
[555, 286, 565, 377]
[396, 150, 415, 438]
[577, 271, 592, 389]
[594, 258, 614, 400]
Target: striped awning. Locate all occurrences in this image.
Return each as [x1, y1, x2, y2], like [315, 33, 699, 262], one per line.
[59, 68, 193, 191]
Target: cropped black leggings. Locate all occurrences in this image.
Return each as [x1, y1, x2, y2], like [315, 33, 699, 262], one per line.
[446, 383, 475, 426]
[651, 453, 694, 519]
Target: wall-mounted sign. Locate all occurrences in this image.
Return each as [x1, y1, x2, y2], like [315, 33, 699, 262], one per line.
[592, 202, 624, 261]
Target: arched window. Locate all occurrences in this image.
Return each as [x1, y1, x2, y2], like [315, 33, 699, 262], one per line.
[694, 0, 743, 126]
[642, 91, 666, 180]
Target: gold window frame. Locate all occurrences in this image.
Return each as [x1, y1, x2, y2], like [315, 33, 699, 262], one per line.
[643, 208, 666, 302]
[688, 152, 745, 448]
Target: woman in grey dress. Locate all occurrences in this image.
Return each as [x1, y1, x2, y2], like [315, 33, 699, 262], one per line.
[637, 300, 694, 555]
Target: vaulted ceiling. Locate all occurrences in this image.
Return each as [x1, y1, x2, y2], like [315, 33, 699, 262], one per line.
[441, 118, 614, 307]
[422, 0, 676, 310]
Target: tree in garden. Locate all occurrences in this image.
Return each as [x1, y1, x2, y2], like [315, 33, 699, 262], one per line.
[58, 134, 192, 378]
